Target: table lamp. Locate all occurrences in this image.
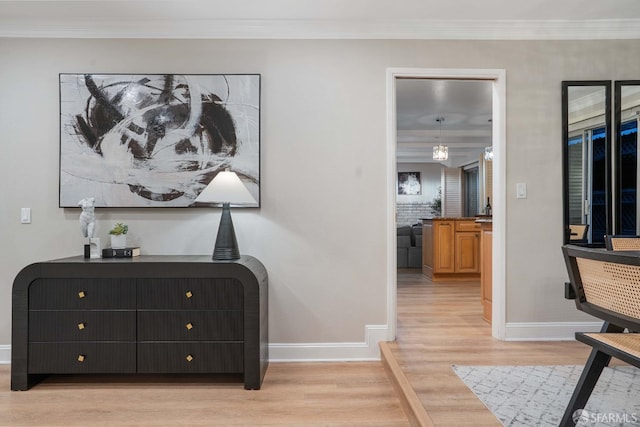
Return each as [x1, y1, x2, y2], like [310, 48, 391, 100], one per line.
[194, 169, 256, 260]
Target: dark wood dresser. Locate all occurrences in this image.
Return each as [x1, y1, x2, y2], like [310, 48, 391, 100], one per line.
[11, 255, 268, 391]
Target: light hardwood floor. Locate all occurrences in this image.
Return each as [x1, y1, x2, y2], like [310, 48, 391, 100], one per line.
[0, 270, 594, 426]
[388, 269, 593, 426]
[0, 362, 409, 426]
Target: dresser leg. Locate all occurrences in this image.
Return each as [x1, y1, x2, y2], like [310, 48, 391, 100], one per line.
[11, 373, 48, 391]
[10, 373, 28, 391]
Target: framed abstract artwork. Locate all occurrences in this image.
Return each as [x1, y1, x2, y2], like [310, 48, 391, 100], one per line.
[59, 73, 260, 207]
[397, 172, 421, 195]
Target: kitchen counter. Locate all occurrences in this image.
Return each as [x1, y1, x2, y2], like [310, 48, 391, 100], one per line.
[422, 217, 478, 221]
[475, 216, 492, 223]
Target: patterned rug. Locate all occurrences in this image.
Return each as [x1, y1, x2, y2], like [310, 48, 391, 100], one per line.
[452, 365, 640, 427]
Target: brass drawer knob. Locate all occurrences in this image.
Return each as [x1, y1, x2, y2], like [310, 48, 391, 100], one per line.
[77, 322, 85, 330]
[78, 291, 86, 299]
[185, 291, 193, 299]
[77, 354, 85, 362]
[186, 354, 194, 362]
[185, 322, 193, 330]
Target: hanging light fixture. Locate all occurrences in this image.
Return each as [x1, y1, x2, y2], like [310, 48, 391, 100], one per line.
[484, 118, 493, 161]
[484, 146, 493, 161]
[433, 116, 448, 161]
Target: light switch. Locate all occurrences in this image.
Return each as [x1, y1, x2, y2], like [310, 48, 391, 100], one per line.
[21, 208, 31, 224]
[516, 183, 527, 199]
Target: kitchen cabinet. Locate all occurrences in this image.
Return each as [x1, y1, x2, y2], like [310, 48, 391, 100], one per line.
[480, 221, 493, 323]
[422, 219, 433, 275]
[430, 218, 481, 282]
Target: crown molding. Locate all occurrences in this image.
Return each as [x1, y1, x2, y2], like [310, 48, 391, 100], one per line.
[1, 18, 639, 40]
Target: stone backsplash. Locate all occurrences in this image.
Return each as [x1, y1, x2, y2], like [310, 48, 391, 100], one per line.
[397, 203, 436, 226]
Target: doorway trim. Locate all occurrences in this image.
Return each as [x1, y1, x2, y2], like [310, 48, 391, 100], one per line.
[386, 67, 507, 340]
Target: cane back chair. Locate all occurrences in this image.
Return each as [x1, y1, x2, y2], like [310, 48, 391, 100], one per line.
[560, 245, 640, 426]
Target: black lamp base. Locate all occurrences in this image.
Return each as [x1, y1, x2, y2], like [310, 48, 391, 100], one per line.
[212, 203, 241, 260]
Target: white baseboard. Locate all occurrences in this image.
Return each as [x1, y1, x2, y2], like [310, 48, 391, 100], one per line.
[0, 345, 10, 364]
[0, 322, 603, 363]
[504, 321, 603, 341]
[0, 325, 390, 365]
[268, 324, 388, 362]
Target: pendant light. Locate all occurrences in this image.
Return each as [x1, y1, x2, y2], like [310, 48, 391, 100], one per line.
[484, 146, 493, 161]
[433, 116, 448, 161]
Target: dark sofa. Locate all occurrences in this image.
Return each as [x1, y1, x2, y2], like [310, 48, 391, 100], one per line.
[397, 224, 423, 268]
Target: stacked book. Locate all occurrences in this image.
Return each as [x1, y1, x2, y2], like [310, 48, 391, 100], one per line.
[102, 247, 141, 258]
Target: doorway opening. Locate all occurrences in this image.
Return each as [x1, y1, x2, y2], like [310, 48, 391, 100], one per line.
[386, 68, 506, 341]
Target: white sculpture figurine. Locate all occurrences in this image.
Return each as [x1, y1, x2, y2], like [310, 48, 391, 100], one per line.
[78, 197, 96, 239]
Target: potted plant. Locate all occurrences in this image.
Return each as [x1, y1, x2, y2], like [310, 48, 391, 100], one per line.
[430, 187, 442, 217]
[109, 222, 128, 249]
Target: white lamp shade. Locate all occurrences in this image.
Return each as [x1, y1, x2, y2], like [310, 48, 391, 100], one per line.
[194, 170, 256, 205]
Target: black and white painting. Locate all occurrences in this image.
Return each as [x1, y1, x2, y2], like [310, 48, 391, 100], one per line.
[59, 74, 260, 207]
[397, 172, 422, 195]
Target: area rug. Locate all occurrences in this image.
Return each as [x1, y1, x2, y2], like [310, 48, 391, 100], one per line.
[452, 365, 640, 427]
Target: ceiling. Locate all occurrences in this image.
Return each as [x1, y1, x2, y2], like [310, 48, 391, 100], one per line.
[396, 79, 493, 167]
[0, 0, 639, 39]
[1, 0, 638, 21]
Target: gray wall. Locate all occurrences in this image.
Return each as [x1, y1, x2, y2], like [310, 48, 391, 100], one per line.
[1, 38, 639, 358]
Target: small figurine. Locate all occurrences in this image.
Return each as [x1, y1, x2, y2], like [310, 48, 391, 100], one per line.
[78, 197, 96, 239]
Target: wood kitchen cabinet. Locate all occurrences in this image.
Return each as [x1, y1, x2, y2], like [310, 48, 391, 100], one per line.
[431, 218, 481, 282]
[455, 232, 480, 273]
[422, 219, 434, 276]
[480, 221, 493, 323]
[433, 220, 455, 274]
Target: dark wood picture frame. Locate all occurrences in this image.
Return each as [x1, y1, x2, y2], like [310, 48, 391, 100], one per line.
[398, 171, 422, 195]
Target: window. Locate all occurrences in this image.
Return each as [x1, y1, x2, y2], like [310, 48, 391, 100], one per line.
[463, 167, 479, 217]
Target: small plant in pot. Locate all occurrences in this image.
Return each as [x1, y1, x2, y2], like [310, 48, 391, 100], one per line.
[109, 222, 128, 249]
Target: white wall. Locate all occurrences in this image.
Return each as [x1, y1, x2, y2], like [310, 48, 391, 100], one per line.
[2, 38, 640, 361]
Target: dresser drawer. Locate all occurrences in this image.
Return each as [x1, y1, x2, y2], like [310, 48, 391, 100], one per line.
[29, 311, 136, 342]
[28, 343, 136, 374]
[137, 342, 243, 373]
[455, 221, 481, 232]
[29, 278, 136, 309]
[138, 278, 243, 310]
[138, 311, 243, 341]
